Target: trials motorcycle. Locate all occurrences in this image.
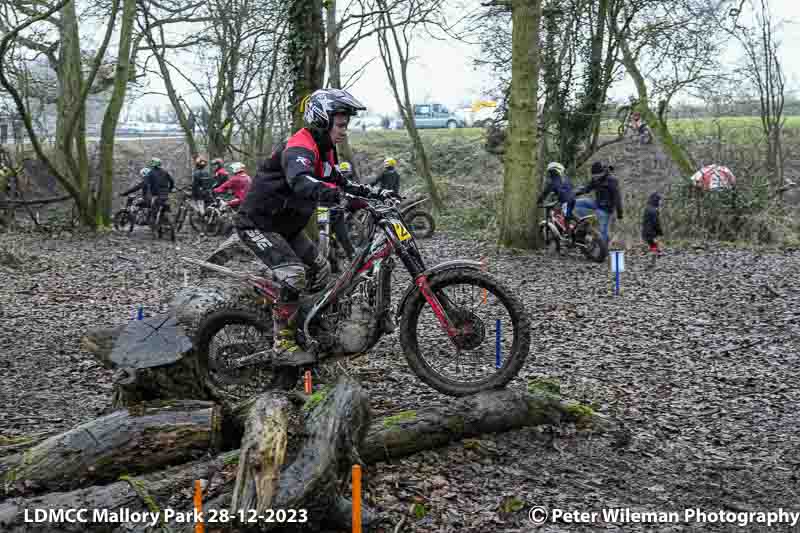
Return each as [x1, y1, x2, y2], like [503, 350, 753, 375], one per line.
[539, 200, 608, 262]
[182, 195, 530, 397]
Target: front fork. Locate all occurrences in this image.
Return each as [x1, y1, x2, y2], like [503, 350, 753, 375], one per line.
[414, 275, 458, 338]
[383, 221, 459, 339]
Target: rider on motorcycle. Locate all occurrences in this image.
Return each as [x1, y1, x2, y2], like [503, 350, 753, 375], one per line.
[213, 162, 252, 209]
[234, 88, 397, 365]
[537, 162, 576, 229]
[146, 157, 176, 220]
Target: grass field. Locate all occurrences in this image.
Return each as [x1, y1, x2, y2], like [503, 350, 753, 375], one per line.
[600, 115, 800, 142]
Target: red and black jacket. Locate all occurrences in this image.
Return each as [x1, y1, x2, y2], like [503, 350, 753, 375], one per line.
[238, 128, 371, 235]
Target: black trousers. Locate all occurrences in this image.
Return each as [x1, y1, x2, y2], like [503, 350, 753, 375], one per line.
[236, 217, 318, 299]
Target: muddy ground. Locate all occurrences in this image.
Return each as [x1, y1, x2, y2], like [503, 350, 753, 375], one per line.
[2, 223, 799, 532]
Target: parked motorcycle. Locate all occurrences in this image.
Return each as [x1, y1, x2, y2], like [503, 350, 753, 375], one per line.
[183, 195, 530, 397]
[400, 194, 435, 239]
[113, 196, 151, 233]
[539, 201, 608, 263]
[189, 195, 230, 235]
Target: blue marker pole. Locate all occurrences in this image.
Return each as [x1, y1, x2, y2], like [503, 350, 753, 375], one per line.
[137, 305, 143, 320]
[495, 319, 501, 369]
[615, 264, 620, 296]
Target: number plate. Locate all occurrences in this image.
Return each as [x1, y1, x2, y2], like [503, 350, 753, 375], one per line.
[392, 221, 412, 241]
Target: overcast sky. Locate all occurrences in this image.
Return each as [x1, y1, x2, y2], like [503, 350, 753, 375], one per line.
[131, 0, 800, 117]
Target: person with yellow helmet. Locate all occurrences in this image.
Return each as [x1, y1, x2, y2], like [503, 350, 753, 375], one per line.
[376, 157, 400, 193]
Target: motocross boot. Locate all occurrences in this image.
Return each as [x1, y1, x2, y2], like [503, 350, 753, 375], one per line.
[271, 302, 316, 366]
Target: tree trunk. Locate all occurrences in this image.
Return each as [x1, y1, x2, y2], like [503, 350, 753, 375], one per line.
[96, 0, 136, 226]
[0, 400, 221, 498]
[499, 0, 542, 249]
[289, 0, 325, 131]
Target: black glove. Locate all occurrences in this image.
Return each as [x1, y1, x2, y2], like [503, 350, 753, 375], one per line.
[317, 185, 341, 204]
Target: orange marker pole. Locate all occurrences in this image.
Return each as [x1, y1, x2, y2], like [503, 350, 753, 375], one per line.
[194, 479, 204, 533]
[481, 257, 487, 304]
[304, 370, 312, 394]
[352, 465, 362, 533]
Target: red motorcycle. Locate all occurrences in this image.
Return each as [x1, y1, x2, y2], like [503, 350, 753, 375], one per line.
[539, 201, 607, 262]
[182, 195, 530, 397]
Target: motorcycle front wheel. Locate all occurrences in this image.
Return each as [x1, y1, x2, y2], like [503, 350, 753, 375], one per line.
[399, 268, 530, 397]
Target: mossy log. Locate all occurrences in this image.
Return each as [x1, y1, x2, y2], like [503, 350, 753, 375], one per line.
[230, 393, 289, 516]
[0, 450, 238, 533]
[360, 388, 611, 464]
[0, 400, 222, 498]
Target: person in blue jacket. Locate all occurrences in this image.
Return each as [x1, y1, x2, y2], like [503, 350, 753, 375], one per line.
[537, 161, 576, 226]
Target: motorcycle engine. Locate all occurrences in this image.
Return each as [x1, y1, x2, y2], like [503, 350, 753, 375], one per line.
[333, 279, 378, 353]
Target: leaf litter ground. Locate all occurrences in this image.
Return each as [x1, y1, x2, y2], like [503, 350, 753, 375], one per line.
[1, 227, 799, 533]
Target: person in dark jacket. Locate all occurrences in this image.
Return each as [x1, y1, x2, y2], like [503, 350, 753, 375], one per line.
[537, 161, 576, 226]
[641, 192, 663, 255]
[574, 161, 624, 243]
[376, 157, 400, 193]
[191, 157, 215, 212]
[235, 88, 397, 365]
[145, 158, 175, 218]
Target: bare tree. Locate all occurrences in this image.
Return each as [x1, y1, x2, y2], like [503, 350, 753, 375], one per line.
[375, 0, 444, 211]
[723, 0, 786, 193]
[608, 0, 726, 176]
[0, 0, 139, 226]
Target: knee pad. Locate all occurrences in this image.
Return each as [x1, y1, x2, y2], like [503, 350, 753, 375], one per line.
[272, 264, 307, 299]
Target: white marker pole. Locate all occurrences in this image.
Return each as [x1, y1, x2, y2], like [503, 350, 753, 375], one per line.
[610, 250, 625, 296]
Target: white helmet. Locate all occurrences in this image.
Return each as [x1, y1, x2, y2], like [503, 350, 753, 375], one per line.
[140, 168, 151, 178]
[229, 162, 246, 174]
[546, 162, 565, 175]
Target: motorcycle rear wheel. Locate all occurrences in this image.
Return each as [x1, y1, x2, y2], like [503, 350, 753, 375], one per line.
[113, 211, 130, 231]
[193, 301, 297, 392]
[399, 268, 530, 397]
[580, 229, 608, 263]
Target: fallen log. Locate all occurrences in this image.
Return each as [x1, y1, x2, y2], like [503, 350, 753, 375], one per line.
[0, 384, 607, 531]
[1, 400, 222, 498]
[360, 388, 611, 464]
[0, 450, 238, 533]
[230, 394, 289, 515]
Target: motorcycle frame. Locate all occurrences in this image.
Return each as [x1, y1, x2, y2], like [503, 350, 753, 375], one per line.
[181, 197, 461, 354]
[539, 202, 597, 250]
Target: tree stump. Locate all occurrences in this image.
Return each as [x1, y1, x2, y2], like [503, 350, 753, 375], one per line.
[108, 314, 210, 408]
[1, 400, 222, 498]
